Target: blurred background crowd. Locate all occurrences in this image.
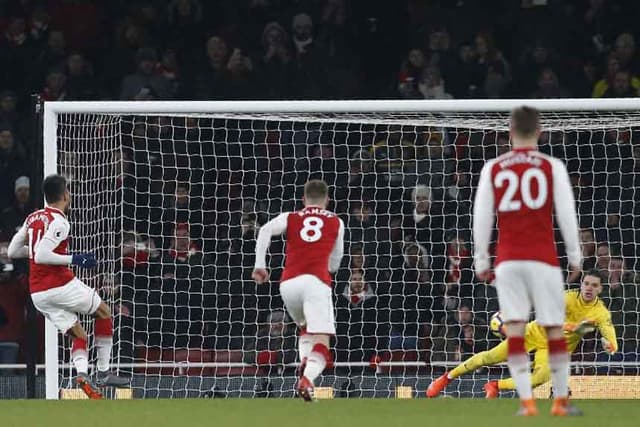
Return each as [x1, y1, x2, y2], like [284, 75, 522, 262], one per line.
[0, 0, 640, 377]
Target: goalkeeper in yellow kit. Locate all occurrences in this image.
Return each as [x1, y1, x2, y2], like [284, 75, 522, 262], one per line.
[427, 270, 618, 398]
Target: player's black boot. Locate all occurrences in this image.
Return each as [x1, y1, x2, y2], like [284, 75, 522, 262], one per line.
[96, 371, 130, 388]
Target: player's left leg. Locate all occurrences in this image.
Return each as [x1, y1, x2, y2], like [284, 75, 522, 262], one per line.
[61, 278, 128, 387]
[427, 341, 508, 397]
[296, 277, 335, 401]
[531, 263, 581, 416]
[495, 262, 537, 416]
[92, 302, 129, 387]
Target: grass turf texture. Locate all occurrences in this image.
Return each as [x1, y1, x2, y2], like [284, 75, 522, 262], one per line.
[1, 399, 638, 427]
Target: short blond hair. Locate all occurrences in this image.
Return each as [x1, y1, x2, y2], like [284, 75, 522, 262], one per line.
[304, 180, 329, 203]
[510, 106, 540, 138]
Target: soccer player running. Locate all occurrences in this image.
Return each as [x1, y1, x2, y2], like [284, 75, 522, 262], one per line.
[7, 174, 129, 399]
[427, 269, 617, 398]
[252, 180, 344, 401]
[472, 106, 581, 416]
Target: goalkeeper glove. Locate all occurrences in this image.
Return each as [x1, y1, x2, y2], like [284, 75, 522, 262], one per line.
[71, 253, 97, 269]
[564, 320, 596, 335]
[601, 338, 616, 355]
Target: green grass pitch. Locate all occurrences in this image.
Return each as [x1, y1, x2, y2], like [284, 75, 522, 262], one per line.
[1, 399, 638, 427]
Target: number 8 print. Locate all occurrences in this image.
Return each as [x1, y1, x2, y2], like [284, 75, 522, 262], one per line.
[300, 216, 324, 242]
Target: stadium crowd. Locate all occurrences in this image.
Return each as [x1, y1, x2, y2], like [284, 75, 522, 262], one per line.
[0, 0, 639, 374]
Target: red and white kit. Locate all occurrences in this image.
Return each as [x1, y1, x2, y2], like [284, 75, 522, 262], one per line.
[255, 206, 345, 334]
[12, 206, 102, 332]
[473, 148, 581, 325]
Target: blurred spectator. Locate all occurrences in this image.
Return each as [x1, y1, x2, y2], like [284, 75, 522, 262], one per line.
[0, 177, 32, 234]
[530, 68, 570, 98]
[474, 32, 511, 98]
[596, 243, 611, 272]
[448, 43, 483, 98]
[289, 12, 327, 98]
[121, 48, 172, 100]
[593, 55, 640, 97]
[335, 268, 381, 362]
[0, 126, 26, 204]
[418, 66, 453, 99]
[167, 0, 203, 52]
[444, 232, 474, 309]
[194, 35, 254, 99]
[121, 230, 158, 271]
[156, 48, 183, 98]
[613, 32, 638, 74]
[0, 239, 28, 367]
[258, 22, 295, 99]
[34, 30, 66, 81]
[602, 70, 637, 98]
[398, 48, 427, 98]
[65, 53, 100, 100]
[569, 229, 598, 284]
[0, 91, 19, 133]
[243, 309, 296, 372]
[40, 68, 67, 101]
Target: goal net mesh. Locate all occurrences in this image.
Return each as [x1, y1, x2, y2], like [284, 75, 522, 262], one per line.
[53, 109, 640, 398]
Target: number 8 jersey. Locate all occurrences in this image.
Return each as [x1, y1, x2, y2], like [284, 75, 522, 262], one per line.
[473, 148, 581, 271]
[255, 207, 345, 286]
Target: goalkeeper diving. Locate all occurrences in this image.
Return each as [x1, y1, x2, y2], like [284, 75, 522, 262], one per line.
[427, 269, 618, 398]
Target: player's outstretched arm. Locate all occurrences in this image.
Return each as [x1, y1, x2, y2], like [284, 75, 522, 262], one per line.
[7, 223, 28, 259]
[253, 212, 289, 284]
[472, 161, 495, 280]
[552, 158, 581, 270]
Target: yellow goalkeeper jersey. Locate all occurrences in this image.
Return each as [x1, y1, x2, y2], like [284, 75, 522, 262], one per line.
[524, 290, 618, 353]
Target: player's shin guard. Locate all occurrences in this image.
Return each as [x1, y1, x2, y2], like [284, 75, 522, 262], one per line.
[303, 343, 331, 383]
[94, 318, 113, 372]
[548, 338, 570, 399]
[507, 336, 532, 400]
[71, 337, 88, 375]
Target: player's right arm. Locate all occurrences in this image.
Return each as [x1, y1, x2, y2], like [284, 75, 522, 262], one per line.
[7, 223, 29, 259]
[472, 161, 495, 280]
[252, 212, 289, 284]
[551, 158, 581, 270]
[33, 217, 96, 268]
[33, 217, 73, 265]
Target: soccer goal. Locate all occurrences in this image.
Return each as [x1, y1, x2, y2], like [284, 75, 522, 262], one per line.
[43, 99, 640, 400]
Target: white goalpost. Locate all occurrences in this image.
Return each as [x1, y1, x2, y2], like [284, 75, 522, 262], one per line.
[42, 99, 640, 399]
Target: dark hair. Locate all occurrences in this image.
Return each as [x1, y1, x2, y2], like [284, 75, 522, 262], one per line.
[510, 106, 540, 137]
[304, 179, 328, 202]
[583, 268, 603, 282]
[42, 174, 67, 204]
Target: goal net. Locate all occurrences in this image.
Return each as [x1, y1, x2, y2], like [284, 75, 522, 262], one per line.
[44, 100, 640, 399]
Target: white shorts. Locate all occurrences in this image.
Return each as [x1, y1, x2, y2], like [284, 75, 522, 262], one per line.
[494, 260, 565, 326]
[280, 274, 336, 335]
[31, 278, 102, 333]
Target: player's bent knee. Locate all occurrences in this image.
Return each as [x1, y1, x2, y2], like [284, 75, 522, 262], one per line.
[94, 302, 111, 319]
[67, 322, 88, 340]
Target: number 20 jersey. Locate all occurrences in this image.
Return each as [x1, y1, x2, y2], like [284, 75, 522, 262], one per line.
[281, 207, 341, 286]
[480, 148, 580, 268]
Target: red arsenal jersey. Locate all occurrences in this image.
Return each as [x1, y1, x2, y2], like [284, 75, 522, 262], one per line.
[25, 207, 75, 293]
[473, 148, 581, 271]
[281, 207, 343, 286]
